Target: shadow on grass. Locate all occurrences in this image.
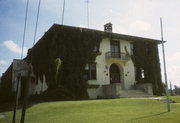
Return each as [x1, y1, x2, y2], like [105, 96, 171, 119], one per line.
[128, 112, 168, 121]
[0, 101, 42, 113]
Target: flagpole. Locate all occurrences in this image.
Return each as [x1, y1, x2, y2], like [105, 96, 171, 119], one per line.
[86, 0, 89, 28]
[62, 0, 66, 24]
[160, 17, 170, 112]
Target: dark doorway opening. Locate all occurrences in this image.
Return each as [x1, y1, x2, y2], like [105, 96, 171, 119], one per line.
[110, 64, 120, 84]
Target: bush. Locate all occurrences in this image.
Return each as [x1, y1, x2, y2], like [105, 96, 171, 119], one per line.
[0, 89, 15, 103]
[29, 86, 73, 102]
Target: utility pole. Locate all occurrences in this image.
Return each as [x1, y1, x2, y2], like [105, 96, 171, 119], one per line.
[21, 0, 29, 59]
[12, 75, 21, 123]
[160, 17, 170, 112]
[13, 0, 29, 122]
[20, 76, 29, 123]
[33, 0, 41, 45]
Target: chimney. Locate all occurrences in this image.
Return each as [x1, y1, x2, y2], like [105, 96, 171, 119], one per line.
[104, 22, 112, 32]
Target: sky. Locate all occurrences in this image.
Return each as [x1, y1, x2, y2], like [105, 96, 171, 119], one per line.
[0, 0, 180, 87]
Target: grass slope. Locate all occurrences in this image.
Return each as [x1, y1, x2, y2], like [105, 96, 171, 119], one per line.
[169, 96, 180, 103]
[0, 97, 180, 123]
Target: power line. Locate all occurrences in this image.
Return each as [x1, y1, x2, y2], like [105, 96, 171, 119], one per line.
[13, 0, 29, 122]
[33, 0, 41, 46]
[62, 0, 66, 24]
[21, 0, 29, 59]
[21, 1, 42, 122]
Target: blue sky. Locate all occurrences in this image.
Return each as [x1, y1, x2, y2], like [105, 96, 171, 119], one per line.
[0, 0, 180, 87]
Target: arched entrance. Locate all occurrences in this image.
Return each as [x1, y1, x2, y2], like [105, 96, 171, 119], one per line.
[109, 64, 121, 84]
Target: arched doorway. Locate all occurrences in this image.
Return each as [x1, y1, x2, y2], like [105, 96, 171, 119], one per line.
[110, 64, 121, 84]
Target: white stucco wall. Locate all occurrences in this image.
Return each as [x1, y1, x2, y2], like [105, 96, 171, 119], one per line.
[87, 86, 103, 99]
[87, 38, 135, 98]
[12, 59, 48, 97]
[29, 74, 48, 95]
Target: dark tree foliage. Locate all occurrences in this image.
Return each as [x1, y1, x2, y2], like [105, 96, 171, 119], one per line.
[174, 85, 180, 95]
[0, 65, 15, 103]
[27, 25, 102, 100]
[132, 41, 164, 95]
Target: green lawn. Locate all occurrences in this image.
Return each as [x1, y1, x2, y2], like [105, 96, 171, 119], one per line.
[169, 96, 180, 103]
[0, 97, 180, 123]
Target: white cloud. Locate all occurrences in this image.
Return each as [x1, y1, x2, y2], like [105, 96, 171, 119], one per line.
[0, 60, 7, 65]
[129, 20, 151, 32]
[3, 40, 27, 56]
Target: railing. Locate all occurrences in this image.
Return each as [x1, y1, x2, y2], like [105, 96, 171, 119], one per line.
[105, 52, 129, 60]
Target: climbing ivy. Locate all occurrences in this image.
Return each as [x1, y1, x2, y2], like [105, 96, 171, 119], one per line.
[26, 24, 164, 99]
[132, 41, 164, 95]
[27, 25, 102, 100]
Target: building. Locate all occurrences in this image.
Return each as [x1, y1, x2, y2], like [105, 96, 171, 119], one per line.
[1, 23, 164, 100]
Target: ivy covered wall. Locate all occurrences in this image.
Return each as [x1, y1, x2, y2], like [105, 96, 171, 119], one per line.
[27, 25, 102, 100]
[0, 64, 14, 103]
[132, 41, 164, 95]
[0, 23, 165, 102]
[25, 24, 164, 100]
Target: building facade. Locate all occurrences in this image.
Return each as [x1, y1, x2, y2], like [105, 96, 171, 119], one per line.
[87, 37, 135, 98]
[1, 23, 164, 100]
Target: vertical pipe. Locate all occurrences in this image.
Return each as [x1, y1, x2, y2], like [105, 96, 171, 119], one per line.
[160, 17, 170, 112]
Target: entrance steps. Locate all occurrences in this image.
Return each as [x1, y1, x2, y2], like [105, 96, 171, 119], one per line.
[102, 83, 153, 98]
[120, 89, 153, 98]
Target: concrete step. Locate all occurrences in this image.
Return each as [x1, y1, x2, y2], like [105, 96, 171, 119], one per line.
[120, 89, 153, 98]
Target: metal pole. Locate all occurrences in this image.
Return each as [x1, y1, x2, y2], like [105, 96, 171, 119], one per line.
[12, 75, 20, 123]
[20, 77, 29, 123]
[160, 17, 170, 112]
[33, 0, 41, 45]
[61, 0, 66, 24]
[86, 0, 89, 28]
[21, 0, 29, 59]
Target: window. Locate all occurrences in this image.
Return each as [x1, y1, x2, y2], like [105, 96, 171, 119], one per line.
[110, 40, 120, 58]
[141, 69, 145, 78]
[93, 45, 98, 52]
[83, 63, 97, 80]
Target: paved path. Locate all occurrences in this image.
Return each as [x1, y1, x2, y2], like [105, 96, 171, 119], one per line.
[129, 97, 165, 99]
[0, 114, 5, 119]
[173, 103, 180, 104]
[130, 97, 180, 104]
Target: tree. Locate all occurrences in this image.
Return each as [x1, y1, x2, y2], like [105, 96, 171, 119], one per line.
[174, 85, 180, 95]
[0, 76, 1, 88]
